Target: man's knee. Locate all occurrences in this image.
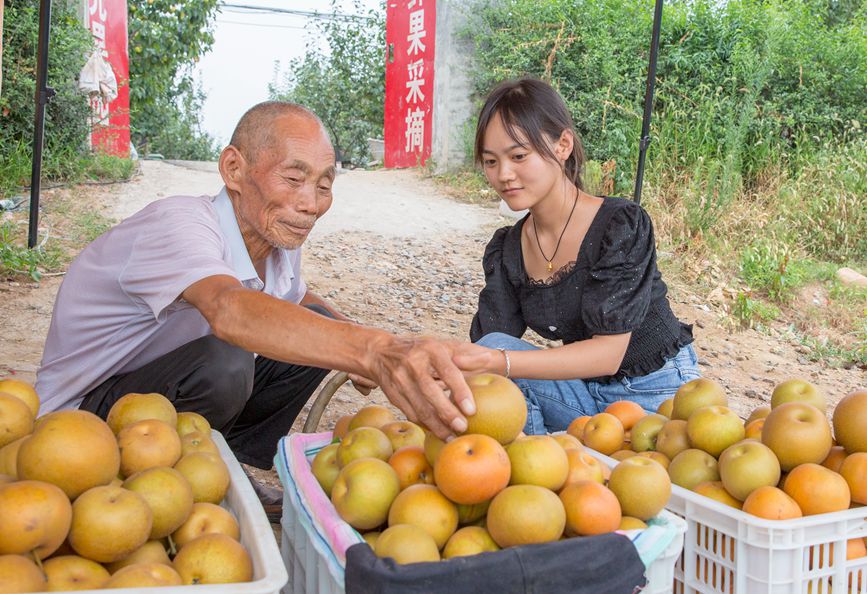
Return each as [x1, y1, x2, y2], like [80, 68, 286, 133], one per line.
[188, 336, 255, 411]
[304, 303, 336, 319]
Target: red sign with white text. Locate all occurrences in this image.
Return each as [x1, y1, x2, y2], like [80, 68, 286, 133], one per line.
[88, 0, 130, 157]
[384, 0, 435, 168]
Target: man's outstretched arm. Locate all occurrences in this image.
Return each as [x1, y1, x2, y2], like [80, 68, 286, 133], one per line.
[183, 274, 480, 439]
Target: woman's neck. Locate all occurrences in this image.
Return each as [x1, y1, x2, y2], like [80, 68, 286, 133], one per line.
[529, 181, 580, 235]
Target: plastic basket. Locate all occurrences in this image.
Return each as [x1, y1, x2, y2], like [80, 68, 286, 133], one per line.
[29, 430, 288, 594]
[586, 448, 867, 594]
[276, 432, 686, 594]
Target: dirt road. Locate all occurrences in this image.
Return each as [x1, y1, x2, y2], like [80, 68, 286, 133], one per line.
[1, 161, 863, 440]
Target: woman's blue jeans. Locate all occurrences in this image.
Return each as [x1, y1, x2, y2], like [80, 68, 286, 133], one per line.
[475, 332, 701, 435]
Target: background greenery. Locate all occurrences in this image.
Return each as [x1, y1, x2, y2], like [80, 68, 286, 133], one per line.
[268, 1, 385, 165]
[127, 0, 220, 159]
[0, 0, 219, 202]
[0, 1, 99, 197]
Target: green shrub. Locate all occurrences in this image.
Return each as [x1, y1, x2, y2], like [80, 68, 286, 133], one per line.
[0, 2, 94, 196]
[777, 137, 867, 263]
[732, 291, 780, 330]
[0, 222, 61, 281]
[463, 0, 867, 195]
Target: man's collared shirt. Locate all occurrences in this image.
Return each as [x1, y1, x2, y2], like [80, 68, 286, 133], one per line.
[35, 188, 306, 413]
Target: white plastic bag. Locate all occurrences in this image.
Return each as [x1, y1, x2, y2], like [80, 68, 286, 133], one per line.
[78, 50, 118, 103]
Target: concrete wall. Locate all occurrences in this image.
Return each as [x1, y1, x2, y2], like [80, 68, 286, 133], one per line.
[432, 0, 476, 173]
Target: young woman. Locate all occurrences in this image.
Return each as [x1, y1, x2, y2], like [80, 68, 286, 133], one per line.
[455, 77, 700, 435]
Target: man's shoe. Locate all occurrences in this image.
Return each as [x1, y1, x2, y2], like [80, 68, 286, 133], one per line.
[243, 467, 284, 524]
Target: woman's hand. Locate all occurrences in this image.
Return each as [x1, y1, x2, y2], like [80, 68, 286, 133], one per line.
[348, 373, 378, 396]
[452, 345, 509, 377]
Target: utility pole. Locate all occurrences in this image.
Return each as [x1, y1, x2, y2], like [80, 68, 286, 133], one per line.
[29, 0, 56, 248]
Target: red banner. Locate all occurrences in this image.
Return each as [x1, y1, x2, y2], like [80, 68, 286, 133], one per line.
[384, 0, 435, 168]
[88, 0, 130, 157]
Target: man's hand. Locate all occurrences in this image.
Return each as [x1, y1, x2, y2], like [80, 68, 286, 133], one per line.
[366, 336, 487, 441]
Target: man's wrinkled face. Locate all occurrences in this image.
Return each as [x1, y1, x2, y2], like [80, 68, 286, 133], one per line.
[235, 115, 336, 250]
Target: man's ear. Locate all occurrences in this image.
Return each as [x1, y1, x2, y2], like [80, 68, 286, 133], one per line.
[554, 129, 575, 162]
[219, 146, 245, 192]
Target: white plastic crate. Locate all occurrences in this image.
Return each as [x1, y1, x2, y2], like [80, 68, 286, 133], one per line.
[281, 491, 346, 594]
[277, 432, 686, 594]
[27, 430, 288, 594]
[586, 448, 867, 594]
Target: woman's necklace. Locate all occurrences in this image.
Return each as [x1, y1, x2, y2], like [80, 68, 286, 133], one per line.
[532, 194, 579, 273]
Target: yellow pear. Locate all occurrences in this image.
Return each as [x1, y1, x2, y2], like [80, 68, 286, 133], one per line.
[17, 410, 120, 499]
[173, 534, 253, 584]
[173, 452, 230, 504]
[43, 555, 111, 591]
[311, 443, 341, 496]
[105, 540, 172, 573]
[0, 435, 27, 477]
[387, 484, 459, 549]
[0, 480, 72, 559]
[106, 392, 177, 434]
[68, 485, 153, 563]
[180, 430, 220, 457]
[176, 412, 211, 437]
[172, 502, 240, 548]
[104, 562, 183, 587]
[0, 393, 33, 448]
[331, 458, 400, 530]
[374, 524, 440, 563]
[348, 405, 396, 431]
[118, 419, 182, 477]
[0, 378, 40, 417]
[123, 466, 194, 539]
[0, 554, 47, 593]
[443, 526, 500, 559]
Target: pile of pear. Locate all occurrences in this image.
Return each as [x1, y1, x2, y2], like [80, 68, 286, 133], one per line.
[0, 379, 253, 592]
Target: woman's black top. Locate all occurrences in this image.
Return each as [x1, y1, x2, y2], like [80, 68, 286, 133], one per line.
[470, 196, 693, 383]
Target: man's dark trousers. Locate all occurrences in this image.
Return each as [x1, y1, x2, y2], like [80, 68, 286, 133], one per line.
[79, 305, 333, 469]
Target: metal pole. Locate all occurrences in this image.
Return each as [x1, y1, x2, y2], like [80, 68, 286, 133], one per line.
[28, 0, 56, 248]
[633, 0, 664, 204]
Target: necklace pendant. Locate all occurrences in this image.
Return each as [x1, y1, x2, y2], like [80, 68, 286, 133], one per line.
[547, 261, 553, 272]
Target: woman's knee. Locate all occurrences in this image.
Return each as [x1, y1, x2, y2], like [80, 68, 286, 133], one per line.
[475, 332, 534, 350]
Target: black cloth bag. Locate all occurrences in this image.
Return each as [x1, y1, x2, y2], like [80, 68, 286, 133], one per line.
[345, 532, 647, 594]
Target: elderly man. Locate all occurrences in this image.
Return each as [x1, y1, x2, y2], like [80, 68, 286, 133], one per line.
[35, 102, 488, 508]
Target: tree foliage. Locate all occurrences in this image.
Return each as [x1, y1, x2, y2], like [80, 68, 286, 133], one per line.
[464, 0, 867, 191]
[269, 1, 385, 165]
[127, 0, 220, 159]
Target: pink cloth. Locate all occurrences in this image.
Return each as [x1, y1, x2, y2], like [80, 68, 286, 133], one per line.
[282, 432, 362, 565]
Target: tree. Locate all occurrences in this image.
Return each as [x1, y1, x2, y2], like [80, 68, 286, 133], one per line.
[269, 2, 385, 165]
[127, 0, 220, 159]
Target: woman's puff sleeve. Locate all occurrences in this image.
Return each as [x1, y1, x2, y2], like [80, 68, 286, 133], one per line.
[470, 227, 527, 342]
[581, 204, 656, 335]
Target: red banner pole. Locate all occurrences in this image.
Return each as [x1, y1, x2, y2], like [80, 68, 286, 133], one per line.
[87, 0, 130, 157]
[384, 0, 436, 168]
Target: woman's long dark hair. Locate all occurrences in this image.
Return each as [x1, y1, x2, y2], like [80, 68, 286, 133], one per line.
[474, 78, 586, 191]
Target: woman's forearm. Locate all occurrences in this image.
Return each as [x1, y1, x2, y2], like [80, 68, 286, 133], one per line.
[508, 333, 631, 380]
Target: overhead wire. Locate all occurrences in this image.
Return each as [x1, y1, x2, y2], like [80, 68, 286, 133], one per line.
[215, 19, 309, 30]
[218, 2, 375, 21]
